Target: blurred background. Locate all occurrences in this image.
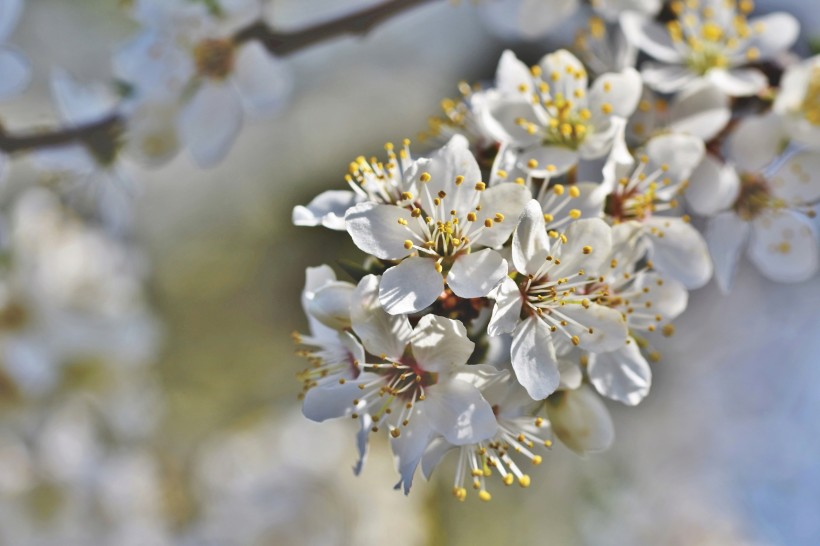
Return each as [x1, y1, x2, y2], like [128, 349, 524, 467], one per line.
[0, 0, 819, 544]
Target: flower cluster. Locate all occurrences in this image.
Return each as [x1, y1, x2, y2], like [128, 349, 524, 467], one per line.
[295, 0, 820, 500]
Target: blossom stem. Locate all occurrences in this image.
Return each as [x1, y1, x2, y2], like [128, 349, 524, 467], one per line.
[234, 0, 442, 56]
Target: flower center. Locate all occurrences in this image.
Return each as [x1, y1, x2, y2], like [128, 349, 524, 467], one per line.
[733, 174, 777, 220]
[194, 39, 235, 80]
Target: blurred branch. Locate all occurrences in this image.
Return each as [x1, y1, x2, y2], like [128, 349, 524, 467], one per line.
[0, 0, 441, 154]
[235, 0, 441, 55]
[0, 115, 123, 154]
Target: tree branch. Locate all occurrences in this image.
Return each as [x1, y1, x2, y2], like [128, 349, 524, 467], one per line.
[235, 0, 440, 55]
[0, 0, 441, 155]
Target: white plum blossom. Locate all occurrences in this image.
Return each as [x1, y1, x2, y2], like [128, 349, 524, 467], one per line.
[293, 140, 416, 231]
[597, 133, 713, 289]
[301, 274, 497, 493]
[488, 201, 628, 400]
[586, 223, 689, 406]
[621, 0, 799, 96]
[345, 135, 529, 315]
[626, 79, 731, 146]
[481, 49, 642, 177]
[687, 113, 820, 290]
[774, 55, 820, 151]
[115, 0, 292, 167]
[574, 16, 638, 76]
[421, 367, 554, 502]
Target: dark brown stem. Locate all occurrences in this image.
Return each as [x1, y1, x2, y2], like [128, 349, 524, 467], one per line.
[0, 0, 441, 155]
[234, 0, 440, 55]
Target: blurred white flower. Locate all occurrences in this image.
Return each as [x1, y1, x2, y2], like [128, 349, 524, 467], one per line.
[0, 0, 30, 100]
[621, 1, 799, 96]
[0, 189, 159, 397]
[116, 0, 292, 167]
[545, 383, 614, 455]
[626, 79, 731, 146]
[687, 113, 820, 290]
[774, 54, 820, 151]
[574, 16, 638, 76]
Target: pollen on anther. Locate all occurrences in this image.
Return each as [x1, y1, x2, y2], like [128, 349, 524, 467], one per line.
[419, 172, 431, 183]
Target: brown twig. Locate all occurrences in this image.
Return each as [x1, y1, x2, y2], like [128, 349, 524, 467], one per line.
[0, 0, 441, 155]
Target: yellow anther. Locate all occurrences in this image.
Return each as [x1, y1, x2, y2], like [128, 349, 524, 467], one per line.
[478, 490, 492, 502]
[701, 21, 723, 41]
[531, 65, 542, 77]
[569, 186, 581, 198]
[503, 474, 515, 486]
[403, 240, 414, 249]
[494, 213, 505, 222]
[453, 487, 467, 501]
[543, 213, 554, 223]
[515, 177, 526, 185]
[662, 324, 676, 337]
[419, 172, 431, 183]
[484, 219, 494, 228]
[467, 212, 477, 222]
[397, 218, 408, 226]
[475, 181, 486, 191]
[455, 175, 464, 185]
[571, 335, 580, 346]
[496, 170, 508, 179]
[527, 158, 539, 169]
[601, 103, 613, 114]
[746, 46, 760, 61]
[518, 475, 531, 488]
[582, 245, 592, 254]
[553, 184, 565, 195]
[603, 81, 612, 92]
[560, 123, 573, 136]
[435, 262, 443, 273]
[401, 191, 413, 200]
[532, 455, 543, 465]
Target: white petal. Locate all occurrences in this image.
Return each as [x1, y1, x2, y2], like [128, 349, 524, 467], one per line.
[0, 47, 29, 99]
[379, 257, 444, 315]
[421, 437, 454, 480]
[747, 13, 799, 59]
[558, 356, 583, 390]
[631, 271, 688, 323]
[410, 315, 474, 374]
[545, 385, 614, 454]
[495, 49, 534, 95]
[302, 264, 341, 339]
[643, 216, 713, 289]
[307, 281, 354, 330]
[344, 202, 416, 260]
[667, 79, 731, 141]
[233, 42, 292, 114]
[552, 218, 613, 279]
[727, 112, 787, 173]
[113, 30, 193, 99]
[447, 249, 507, 299]
[706, 68, 767, 98]
[51, 68, 118, 125]
[748, 211, 819, 283]
[354, 414, 373, 476]
[640, 62, 695, 94]
[519, 144, 579, 176]
[302, 376, 373, 422]
[553, 303, 628, 352]
[706, 211, 750, 293]
[588, 341, 651, 406]
[488, 277, 524, 336]
[512, 200, 550, 275]
[645, 133, 704, 200]
[482, 98, 543, 146]
[351, 275, 413, 358]
[425, 379, 497, 445]
[510, 316, 560, 400]
[769, 152, 820, 205]
[619, 12, 683, 63]
[292, 190, 361, 231]
[686, 155, 740, 216]
[538, 49, 588, 103]
[588, 67, 642, 118]
[475, 183, 531, 248]
[0, 0, 22, 42]
[407, 135, 482, 212]
[180, 83, 243, 167]
[391, 410, 434, 494]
